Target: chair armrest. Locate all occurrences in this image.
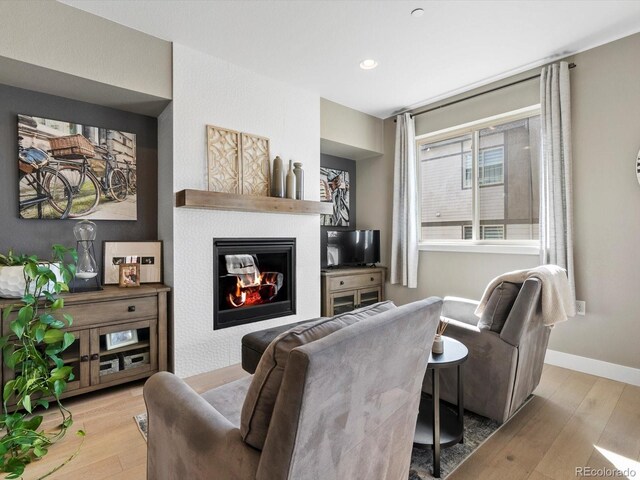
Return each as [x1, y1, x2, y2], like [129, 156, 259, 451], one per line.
[144, 372, 260, 480]
[442, 296, 480, 326]
[500, 278, 542, 346]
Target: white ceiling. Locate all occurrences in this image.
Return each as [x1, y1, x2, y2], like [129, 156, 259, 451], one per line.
[61, 0, 640, 119]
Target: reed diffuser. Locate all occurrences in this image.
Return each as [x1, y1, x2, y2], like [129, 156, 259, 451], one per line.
[433, 318, 449, 354]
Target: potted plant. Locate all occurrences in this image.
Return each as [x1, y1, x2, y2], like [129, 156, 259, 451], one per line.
[0, 251, 63, 299]
[0, 245, 85, 479]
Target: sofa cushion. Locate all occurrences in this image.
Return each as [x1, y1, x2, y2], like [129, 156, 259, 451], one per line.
[478, 282, 521, 333]
[240, 301, 396, 450]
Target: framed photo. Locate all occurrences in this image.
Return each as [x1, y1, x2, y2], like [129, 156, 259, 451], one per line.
[103, 241, 162, 284]
[106, 329, 139, 350]
[119, 263, 141, 288]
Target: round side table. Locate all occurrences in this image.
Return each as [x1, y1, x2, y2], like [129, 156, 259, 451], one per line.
[413, 336, 468, 478]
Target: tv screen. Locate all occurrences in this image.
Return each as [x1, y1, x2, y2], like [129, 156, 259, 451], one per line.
[321, 230, 380, 268]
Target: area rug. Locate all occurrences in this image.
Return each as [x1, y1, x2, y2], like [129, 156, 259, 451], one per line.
[134, 409, 499, 479]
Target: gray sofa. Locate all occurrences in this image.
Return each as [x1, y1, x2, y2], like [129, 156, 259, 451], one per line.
[144, 298, 442, 480]
[423, 278, 550, 423]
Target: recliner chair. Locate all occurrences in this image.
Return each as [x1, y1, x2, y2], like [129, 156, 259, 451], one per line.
[423, 278, 550, 423]
[144, 298, 442, 480]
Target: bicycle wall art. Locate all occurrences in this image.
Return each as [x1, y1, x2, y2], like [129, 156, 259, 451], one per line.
[320, 166, 350, 227]
[18, 114, 138, 220]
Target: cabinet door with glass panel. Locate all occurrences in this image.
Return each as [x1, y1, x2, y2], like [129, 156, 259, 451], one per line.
[357, 287, 382, 309]
[90, 319, 157, 387]
[329, 290, 359, 315]
[1, 329, 89, 405]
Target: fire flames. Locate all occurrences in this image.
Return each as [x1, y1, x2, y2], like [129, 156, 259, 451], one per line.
[227, 271, 278, 308]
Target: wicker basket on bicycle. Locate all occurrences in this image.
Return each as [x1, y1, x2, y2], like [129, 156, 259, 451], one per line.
[48, 134, 95, 159]
[19, 148, 49, 175]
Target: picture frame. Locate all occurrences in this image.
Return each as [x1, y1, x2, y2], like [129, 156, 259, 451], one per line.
[18, 113, 138, 221]
[103, 241, 162, 284]
[119, 263, 141, 288]
[105, 329, 139, 350]
[320, 167, 350, 226]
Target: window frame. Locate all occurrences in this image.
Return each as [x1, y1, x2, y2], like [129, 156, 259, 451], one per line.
[417, 105, 541, 255]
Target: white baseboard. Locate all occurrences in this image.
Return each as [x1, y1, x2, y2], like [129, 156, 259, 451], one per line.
[544, 349, 640, 387]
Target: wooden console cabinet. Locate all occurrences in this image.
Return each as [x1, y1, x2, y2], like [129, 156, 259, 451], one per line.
[321, 267, 386, 316]
[0, 284, 170, 402]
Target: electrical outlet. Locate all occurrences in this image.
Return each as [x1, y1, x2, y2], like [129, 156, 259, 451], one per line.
[575, 300, 586, 316]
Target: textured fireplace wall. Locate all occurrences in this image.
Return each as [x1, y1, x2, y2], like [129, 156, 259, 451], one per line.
[165, 44, 321, 377]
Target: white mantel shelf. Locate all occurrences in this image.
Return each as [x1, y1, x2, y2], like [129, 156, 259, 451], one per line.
[175, 189, 334, 216]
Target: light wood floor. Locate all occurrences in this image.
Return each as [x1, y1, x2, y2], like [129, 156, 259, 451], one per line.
[27, 364, 640, 480]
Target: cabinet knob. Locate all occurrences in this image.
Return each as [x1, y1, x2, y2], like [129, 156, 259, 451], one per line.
[339, 281, 344, 286]
[80, 355, 89, 362]
[128, 305, 136, 312]
[91, 353, 99, 361]
[370, 277, 374, 281]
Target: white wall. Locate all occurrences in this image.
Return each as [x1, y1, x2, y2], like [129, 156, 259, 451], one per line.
[168, 44, 321, 377]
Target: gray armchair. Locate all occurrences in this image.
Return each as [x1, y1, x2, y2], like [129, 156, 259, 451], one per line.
[423, 278, 550, 423]
[144, 298, 442, 480]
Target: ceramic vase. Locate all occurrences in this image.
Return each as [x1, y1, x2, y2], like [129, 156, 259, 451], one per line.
[0, 264, 62, 298]
[286, 160, 296, 199]
[293, 162, 304, 200]
[272, 156, 285, 198]
[432, 334, 444, 355]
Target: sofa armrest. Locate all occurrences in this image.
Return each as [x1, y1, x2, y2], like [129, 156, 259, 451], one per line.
[442, 296, 480, 326]
[144, 372, 260, 480]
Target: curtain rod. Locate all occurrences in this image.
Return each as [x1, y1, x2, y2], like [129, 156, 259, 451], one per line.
[395, 62, 576, 121]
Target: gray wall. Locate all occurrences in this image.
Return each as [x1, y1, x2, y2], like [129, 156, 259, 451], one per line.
[0, 83, 158, 270]
[321, 153, 357, 229]
[320, 98, 384, 160]
[358, 32, 640, 370]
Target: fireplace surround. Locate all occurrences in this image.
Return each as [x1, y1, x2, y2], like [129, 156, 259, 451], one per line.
[213, 238, 296, 329]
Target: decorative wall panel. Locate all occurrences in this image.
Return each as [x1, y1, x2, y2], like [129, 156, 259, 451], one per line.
[207, 125, 240, 193]
[240, 133, 270, 196]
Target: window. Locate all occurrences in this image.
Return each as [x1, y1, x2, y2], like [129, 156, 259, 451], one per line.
[462, 147, 504, 189]
[463, 225, 504, 240]
[419, 107, 540, 244]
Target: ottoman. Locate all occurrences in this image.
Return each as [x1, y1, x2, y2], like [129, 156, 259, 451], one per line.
[241, 319, 319, 373]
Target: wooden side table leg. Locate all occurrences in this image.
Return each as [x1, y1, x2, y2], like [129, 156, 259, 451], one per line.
[433, 368, 441, 478]
[458, 364, 464, 443]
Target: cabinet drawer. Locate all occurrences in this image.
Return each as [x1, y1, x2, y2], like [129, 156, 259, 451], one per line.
[60, 296, 158, 329]
[329, 272, 382, 291]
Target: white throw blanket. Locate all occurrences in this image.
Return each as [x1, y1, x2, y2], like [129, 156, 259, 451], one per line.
[475, 265, 575, 326]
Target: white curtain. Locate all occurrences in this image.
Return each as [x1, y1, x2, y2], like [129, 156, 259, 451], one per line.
[540, 61, 576, 303]
[390, 113, 419, 288]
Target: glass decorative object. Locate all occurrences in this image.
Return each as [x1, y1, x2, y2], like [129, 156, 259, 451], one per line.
[73, 220, 101, 291]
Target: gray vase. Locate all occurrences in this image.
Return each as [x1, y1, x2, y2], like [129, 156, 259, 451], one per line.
[293, 162, 304, 200]
[286, 160, 296, 199]
[272, 156, 285, 198]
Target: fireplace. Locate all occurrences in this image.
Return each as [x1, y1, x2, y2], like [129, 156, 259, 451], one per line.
[213, 238, 296, 329]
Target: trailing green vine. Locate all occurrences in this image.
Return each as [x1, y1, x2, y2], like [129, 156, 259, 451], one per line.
[0, 245, 84, 479]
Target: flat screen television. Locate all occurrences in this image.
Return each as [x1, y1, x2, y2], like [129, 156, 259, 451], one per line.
[321, 230, 380, 268]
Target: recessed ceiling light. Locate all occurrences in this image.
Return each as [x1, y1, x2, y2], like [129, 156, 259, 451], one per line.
[360, 59, 378, 70]
[411, 8, 424, 17]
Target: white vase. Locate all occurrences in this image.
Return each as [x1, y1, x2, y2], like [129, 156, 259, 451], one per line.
[432, 334, 444, 355]
[0, 264, 63, 298]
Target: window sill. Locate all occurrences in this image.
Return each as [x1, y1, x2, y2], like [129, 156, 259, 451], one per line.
[418, 242, 540, 255]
